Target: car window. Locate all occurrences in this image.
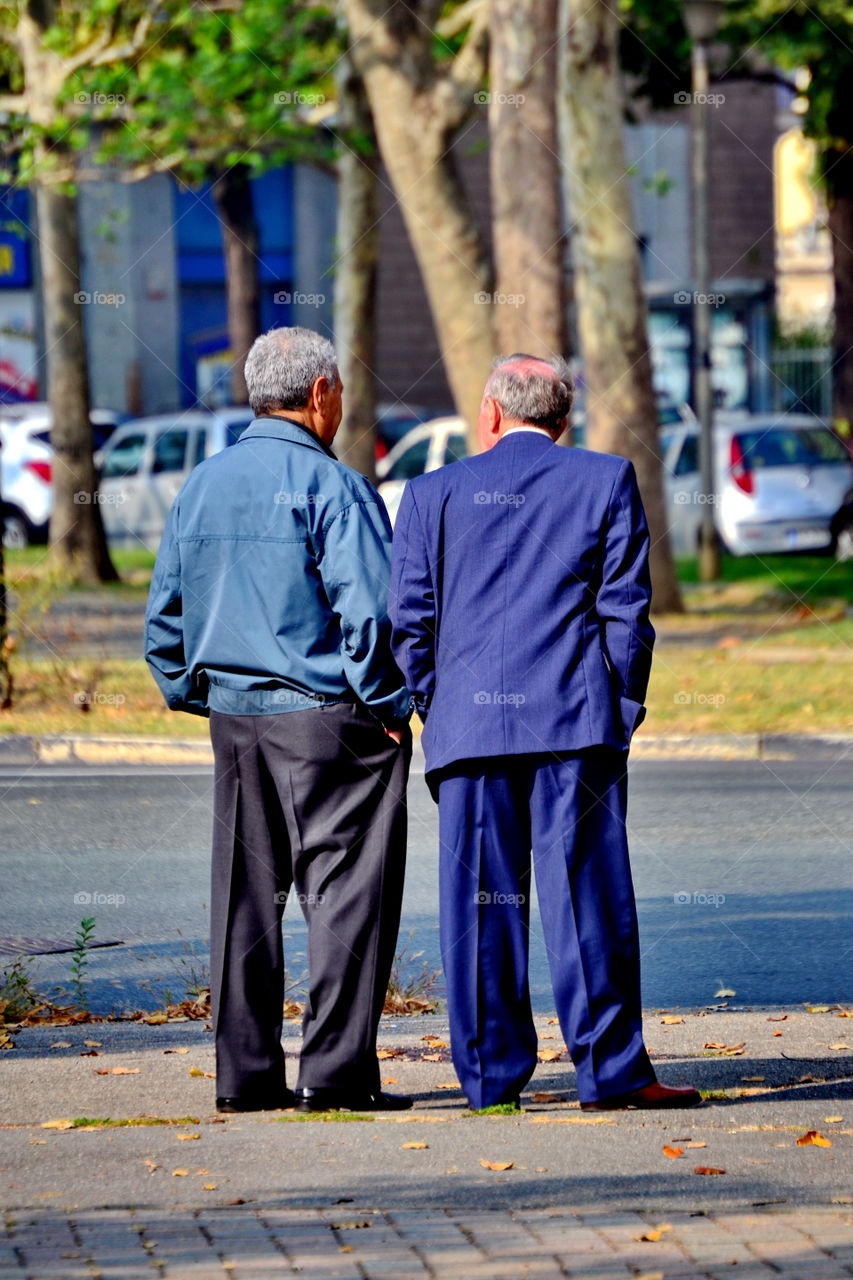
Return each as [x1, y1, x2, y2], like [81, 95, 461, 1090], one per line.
[387, 436, 430, 481]
[151, 429, 189, 474]
[673, 435, 699, 477]
[101, 432, 148, 479]
[737, 426, 850, 468]
[226, 420, 251, 448]
[192, 428, 208, 467]
[443, 434, 468, 465]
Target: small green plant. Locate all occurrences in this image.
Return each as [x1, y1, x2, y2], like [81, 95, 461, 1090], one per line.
[0, 956, 43, 1027]
[69, 917, 96, 1010]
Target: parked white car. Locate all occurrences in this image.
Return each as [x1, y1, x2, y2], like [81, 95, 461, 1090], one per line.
[660, 413, 853, 556]
[97, 408, 255, 550]
[0, 404, 125, 547]
[376, 416, 468, 525]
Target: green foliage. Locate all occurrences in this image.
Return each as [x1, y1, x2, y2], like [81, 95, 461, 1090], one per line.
[69, 917, 96, 1010]
[0, 956, 42, 1025]
[79, 0, 339, 182]
[0, 1, 339, 187]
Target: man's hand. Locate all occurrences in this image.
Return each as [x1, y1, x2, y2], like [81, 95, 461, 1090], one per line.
[384, 727, 405, 745]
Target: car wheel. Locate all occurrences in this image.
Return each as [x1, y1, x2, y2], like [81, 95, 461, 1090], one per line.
[2, 508, 32, 550]
[835, 522, 853, 562]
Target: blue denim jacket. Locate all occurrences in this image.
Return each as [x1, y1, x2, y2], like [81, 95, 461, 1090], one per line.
[144, 416, 410, 726]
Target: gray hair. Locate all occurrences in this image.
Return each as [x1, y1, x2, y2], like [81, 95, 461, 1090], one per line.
[244, 326, 338, 415]
[485, 353, 574, 431]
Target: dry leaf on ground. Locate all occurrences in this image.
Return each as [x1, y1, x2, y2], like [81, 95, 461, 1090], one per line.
[480, 1159, 514, 1171]
[694, 1166, 726, 1175]
[537, 1049, 561, 1062]
[402, 1142, 428, 1149]
[796, 1130, 832, 1147]
[635, 1225, 671, 1242]
[662, 1146, 684, 1159]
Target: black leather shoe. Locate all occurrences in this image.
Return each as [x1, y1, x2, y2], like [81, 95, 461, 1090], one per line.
[216, 1090, 294, 1113]
[295, 1087, 413, 1112]
[580, 1082, 702, 1111]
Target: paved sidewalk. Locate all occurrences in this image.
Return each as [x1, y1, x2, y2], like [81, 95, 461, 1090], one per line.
[5, 1204, 853, 1279]
[2, 1011, 852, 1278]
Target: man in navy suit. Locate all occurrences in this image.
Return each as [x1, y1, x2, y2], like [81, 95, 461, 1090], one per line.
[390, 354, 700, 1111]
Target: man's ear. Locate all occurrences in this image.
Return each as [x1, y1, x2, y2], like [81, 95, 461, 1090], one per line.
[477, 396, 502, 450]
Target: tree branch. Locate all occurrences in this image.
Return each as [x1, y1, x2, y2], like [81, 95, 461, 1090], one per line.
[0, 94, 29, 114]
[62, 5, 157, 77]
[444, 0, 489, 126]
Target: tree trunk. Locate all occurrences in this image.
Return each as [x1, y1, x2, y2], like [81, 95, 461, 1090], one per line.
[562, 0, 683, 613]
[332, 55, 379, 481]
[344, 0, 495, 447]
[827, 154, 853, 441]
[37, 172, 119, 583]
[212, 164, 261, 405]
[490, 0, 567, 358]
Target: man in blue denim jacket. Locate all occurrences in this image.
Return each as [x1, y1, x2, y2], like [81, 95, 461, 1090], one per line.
[145, 326, 412, 1115]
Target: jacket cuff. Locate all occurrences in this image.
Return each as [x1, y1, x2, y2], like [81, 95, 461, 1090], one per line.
[620, 696, 646, 741]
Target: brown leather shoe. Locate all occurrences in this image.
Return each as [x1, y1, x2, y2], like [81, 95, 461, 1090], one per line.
[581, 1081, 702, 1111]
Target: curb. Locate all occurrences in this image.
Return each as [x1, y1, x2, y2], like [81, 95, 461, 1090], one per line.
[0, 732, 851, 767]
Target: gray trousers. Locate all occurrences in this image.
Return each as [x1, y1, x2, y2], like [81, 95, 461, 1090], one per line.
[209, 703, 409, 1098]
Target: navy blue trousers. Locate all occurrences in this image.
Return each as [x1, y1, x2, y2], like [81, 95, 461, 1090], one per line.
[437, 748, 655, 1108]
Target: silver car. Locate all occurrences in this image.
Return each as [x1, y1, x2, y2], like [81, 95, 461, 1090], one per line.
[97, 408, 254, 550]
[660, 413, 853, 556]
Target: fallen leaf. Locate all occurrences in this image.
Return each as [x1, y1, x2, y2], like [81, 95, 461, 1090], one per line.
[83, 1040, 102, 1047]
[715, 987, 736, 998]
[376, 1050, 399, 1060]
[531, 1092, 564, 1104]
[635, 1225, 671, 1242]
[112, 1067, 139, 1075]
[635, 1273, 664, 1280]
[422, 1054, 442, 1062]
[437, 1083, 458, 1090]
[144, 1160, 158, 1172]
[824, 1117, 844, 1123]
[41, 1119, 74, 1130]
[660, 1016, 683, 1025]
[703, 1042, 745, 1055]
[742, 1076, 765, 1082]
[49, 1042, 72, 1049]
[537, 1049, 561, 1062]
[832, 1196, 853, 1203]
[767, 1015, 787, 1021]
[796, 1130, 831, 1147]
[340, 1245, 353, 1253]
[773, 1031, 783, 1037]
[203, 1184, 217, 1191]
[829, 1043, 850, 1051]
[29, 1139, 47, 1145]
[694, 1166, 726, 1176]
[662, 1146, 684, 1159]
[480, 1159, 514, 1171]
[541, 1034, 555, 1040]
[401, 1142, 428, 1149]
[177, 1133, 201, 1141]
[807, 1005, 833, 1013]
[164, 1048, 189, 1055]
[546, 1018, 559, 1025]
[172, 1169, 189, 1177]
[421, 1034, 442, 1042]
[382, 1077, 398, 1085]
[838, 1011, 853, 1018]
[188, 1068, 215, 1078]
[80, 1050, 99, 1057]
[684, 1141, 707, 1149]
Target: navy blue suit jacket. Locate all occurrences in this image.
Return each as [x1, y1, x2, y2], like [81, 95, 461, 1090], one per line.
[389, 431, 656, 777]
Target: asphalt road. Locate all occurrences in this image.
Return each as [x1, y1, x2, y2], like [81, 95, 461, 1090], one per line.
[0, 757, 851, 1015]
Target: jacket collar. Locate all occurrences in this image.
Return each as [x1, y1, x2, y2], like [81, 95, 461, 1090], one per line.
[238, 415, 338, 459]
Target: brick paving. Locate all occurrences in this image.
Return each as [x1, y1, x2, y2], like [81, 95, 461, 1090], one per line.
[4, 1206, 853, 1279]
